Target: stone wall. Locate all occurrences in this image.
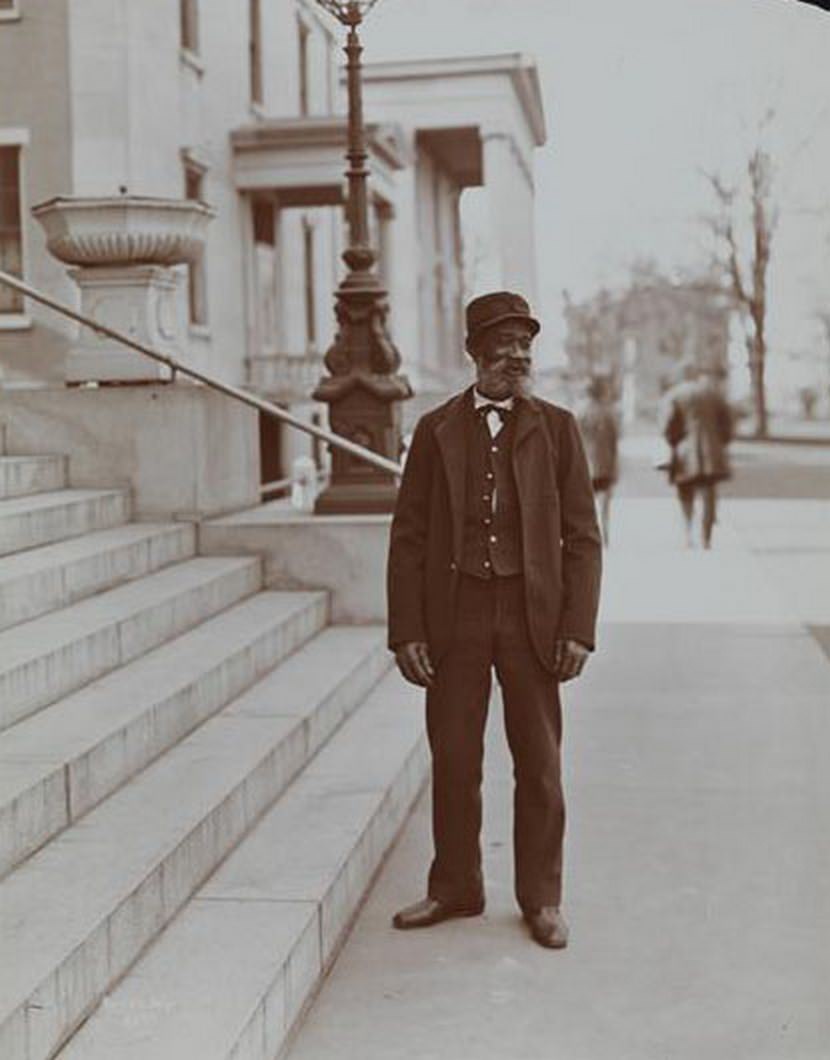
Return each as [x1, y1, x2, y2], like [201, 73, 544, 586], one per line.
[0, 383, 260, 520]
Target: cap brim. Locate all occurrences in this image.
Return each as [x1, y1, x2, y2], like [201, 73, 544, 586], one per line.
[467, 312, 541, 345]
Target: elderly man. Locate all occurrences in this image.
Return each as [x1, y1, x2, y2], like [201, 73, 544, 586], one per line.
[387, 292, 602, 949]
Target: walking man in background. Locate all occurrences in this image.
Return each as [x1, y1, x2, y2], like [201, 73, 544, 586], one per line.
[661, 361, 733, 549]
[386, 292, 602, 949]
[576, 374, 620, 546]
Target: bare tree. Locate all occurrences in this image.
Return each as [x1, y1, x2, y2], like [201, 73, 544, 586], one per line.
[702, 149, 778, 437]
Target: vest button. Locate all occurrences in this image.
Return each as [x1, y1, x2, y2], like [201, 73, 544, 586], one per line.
[490, 535, 497, 543]
[483, 560, 491, 569]
[485, 472, 494, 480]
[491, 446, 498, 453]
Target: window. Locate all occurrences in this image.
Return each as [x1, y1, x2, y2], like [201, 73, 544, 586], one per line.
[183, 163, 207, 327]
[180, 0, 199, 54]
[252, 199, 278, 351]
[302, 216, 316, 350]
[249, 0, 263, 106]
[0, 145, 24, 316]
[298, 19, 310, 116]
[0, 0, 21, 21]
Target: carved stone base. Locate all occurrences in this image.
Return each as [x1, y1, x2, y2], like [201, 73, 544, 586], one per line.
[312, 372, 408, 516]
[66, 265, 181, 384]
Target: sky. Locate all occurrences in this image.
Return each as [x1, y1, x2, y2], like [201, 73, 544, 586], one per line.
[363, 0, 830, 369]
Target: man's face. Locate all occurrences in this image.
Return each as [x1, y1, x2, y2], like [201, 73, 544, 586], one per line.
[472, 319, 535, 400]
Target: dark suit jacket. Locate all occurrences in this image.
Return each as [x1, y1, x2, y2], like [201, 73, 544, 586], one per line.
[387, 388, 602, 673]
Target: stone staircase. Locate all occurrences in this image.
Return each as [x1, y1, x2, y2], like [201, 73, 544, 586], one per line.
[0, 436, 426, 1060]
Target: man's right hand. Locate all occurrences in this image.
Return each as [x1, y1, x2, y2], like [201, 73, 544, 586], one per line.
[394, 642, 435, 687]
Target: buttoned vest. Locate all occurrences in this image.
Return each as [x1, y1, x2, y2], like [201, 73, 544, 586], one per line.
[459, 404, 523, 578]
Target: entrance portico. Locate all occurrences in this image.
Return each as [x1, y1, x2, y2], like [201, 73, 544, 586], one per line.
[228, 55, 547, 468]
[230, 116, 408, 478]
[231, 115, 407, 387]
[360, 54, 547, 399]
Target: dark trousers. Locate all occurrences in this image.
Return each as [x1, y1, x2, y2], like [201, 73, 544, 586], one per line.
[426, 573, 565, 912]
[677, 480, 718, 547]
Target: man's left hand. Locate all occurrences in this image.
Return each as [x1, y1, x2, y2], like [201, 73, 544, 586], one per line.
[554, 638, 590, 683]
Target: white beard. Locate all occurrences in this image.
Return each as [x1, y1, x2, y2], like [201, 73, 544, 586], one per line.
[514, 372, 535, 401]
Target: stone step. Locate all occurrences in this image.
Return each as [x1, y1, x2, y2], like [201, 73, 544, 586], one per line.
[0, 555, 262, 732]
[57, 670, 427, 1060]
[0, 624, 394, 1060]
[0, 590, 333, 879]
[0, 455, 67, 500]
[0, 488, 130, 558]
[0, 522, 196, 634]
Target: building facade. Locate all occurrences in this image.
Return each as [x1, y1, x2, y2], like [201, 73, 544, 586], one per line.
[0, 1, 546, 475]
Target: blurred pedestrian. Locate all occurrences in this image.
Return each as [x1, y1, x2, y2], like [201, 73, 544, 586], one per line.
[661, 361, 732, 549]
[576, 375, 619, 546]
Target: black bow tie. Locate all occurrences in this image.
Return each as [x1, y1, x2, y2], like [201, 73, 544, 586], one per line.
[478, 403, 511, 422]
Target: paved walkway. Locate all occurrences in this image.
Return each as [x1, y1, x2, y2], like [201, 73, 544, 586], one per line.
[286, 497, 830, 1060]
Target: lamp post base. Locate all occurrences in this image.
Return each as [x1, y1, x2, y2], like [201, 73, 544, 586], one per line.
[312, 366, 410, 515]
[313, 478, 398, 515]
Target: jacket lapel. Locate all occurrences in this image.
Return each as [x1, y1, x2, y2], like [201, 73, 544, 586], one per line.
[435, 389, 472, 562]
[512, 397, 557, 500]
[512, 396, 541, 453]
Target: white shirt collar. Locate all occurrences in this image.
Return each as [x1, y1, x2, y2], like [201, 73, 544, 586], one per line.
[473, 388, 514, 411]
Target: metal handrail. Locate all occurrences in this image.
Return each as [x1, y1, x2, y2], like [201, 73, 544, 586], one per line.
[0, 269, 403, 477]
[261, 466, 328, 499]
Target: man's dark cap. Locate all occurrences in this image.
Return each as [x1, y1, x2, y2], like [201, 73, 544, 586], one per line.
[465, 291, 541, 351]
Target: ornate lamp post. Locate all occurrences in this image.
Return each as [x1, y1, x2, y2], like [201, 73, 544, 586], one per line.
[313, 0, 411, 514]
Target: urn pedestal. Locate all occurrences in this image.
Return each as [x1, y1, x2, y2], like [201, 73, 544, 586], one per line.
[65, 264, 181, 383]
[31, 196, 214, 384]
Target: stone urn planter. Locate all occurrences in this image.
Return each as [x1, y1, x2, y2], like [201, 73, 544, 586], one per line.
[32, 196, 215, 383]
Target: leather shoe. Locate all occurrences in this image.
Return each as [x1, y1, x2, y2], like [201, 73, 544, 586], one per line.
[523, 906, 569, 949]
[392, 896, 485, 930]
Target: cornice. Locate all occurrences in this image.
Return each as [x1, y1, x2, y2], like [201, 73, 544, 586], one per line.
[231, 116, 410, 169]
[361, 53, 547, 147]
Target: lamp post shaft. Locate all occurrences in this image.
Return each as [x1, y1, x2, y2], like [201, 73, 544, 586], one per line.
[345, 24, 371, 254]
[312, 3, 411, 515]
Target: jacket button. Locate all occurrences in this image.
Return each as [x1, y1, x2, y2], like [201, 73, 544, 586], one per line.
[450, 561, 457, 572]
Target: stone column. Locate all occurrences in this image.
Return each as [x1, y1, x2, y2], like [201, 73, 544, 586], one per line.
[481, 130, 538, 302]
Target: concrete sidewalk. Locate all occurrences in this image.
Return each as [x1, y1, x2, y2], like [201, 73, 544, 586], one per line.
[285, 499, 830, 1060]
